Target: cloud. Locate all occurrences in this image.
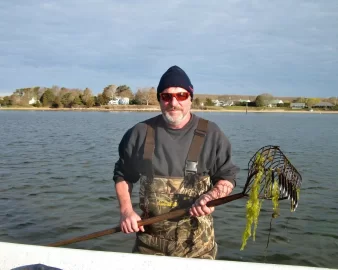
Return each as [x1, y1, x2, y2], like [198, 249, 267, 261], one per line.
[0, 0, 337, 97]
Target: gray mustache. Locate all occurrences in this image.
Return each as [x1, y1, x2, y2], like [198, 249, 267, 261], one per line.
[166, 106, 183, 111]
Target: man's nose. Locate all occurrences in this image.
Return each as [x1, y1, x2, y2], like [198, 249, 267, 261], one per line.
[170, 96, 179, 106]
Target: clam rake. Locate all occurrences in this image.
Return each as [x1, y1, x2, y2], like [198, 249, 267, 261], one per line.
[48, 145, 302, 247]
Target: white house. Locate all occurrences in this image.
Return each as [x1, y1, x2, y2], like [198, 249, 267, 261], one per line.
[238, 99, 251, 103]
[28, 97, 37, 105]
[118, 97, 130, 105]
[108, 96, 121, 105]
[290, 103, 306, 109]
[312, 102, 334, 108]
[212, 100, 234, 107]
[267, 99, 284, 107]
[108, 96, 130, 105]
[223, 101, 234, 106]
[108, 99, 119, 105]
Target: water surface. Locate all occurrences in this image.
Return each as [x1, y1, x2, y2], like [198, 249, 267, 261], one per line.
[0, 110, 337, 268]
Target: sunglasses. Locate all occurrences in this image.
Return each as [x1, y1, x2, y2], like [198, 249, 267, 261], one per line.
[160, 92, 190, 102]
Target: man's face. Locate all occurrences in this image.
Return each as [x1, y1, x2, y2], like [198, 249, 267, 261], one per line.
[159, 87, 192, 127]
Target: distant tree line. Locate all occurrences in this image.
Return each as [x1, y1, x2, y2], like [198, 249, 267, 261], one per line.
[0, 84, 158, 108]
[0, 86, 337, 110]
[202, 93, 338, 109]
[253, 94, 337, 108]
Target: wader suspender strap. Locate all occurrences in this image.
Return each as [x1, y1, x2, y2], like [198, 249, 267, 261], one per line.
[143, 124, 155, 177]
[142, 118, 208, 176]
[185, 118, 208, 176]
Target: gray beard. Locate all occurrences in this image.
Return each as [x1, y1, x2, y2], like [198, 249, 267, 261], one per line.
[162, 111, 185, 126]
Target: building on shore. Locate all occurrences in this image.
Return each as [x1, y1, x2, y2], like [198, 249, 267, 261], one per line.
[290, 103, 306, 109]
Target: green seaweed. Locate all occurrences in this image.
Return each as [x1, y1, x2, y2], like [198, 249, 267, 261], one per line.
[240, 151, 300, 250]
[271, 180, 280, 217]
[240, 154, 264, 250]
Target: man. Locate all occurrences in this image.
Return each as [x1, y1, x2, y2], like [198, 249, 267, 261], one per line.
[113, 65, 239, 259]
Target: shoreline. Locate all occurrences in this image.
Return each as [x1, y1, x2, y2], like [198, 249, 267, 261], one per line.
[1, 106, 338, 114]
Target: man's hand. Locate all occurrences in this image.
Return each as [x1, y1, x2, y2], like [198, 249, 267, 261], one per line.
[120, 209, 145, 233]
[115, 180, 144, 233]
[189, 180, 234, 217]
[189, 193, 215, 217]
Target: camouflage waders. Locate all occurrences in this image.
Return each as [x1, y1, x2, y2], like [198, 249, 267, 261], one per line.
[133, 118, 218, 259]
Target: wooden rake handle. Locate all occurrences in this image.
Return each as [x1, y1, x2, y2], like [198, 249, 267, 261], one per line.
[47, 192, 244, 247]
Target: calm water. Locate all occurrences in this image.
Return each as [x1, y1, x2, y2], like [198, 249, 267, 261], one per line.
[0, 110, 337, 268]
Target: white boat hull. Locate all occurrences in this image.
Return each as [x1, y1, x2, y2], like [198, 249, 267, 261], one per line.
[0, 241, 331, 270]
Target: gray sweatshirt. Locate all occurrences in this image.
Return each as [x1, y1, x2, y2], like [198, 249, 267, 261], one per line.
[113, 113, 239, 186]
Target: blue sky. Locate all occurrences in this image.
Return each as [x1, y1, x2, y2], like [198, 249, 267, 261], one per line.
[1, 1, 337, 98]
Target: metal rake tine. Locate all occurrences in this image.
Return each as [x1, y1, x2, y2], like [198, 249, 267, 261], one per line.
[281, 174, 285, 196]
[288, 180, 293, 200]
[248, 145, 302, 206]
[278, 173, 285, 194]
[293, 188, 298, 210]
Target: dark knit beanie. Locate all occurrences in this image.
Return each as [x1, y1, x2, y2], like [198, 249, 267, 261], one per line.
[157, 65, 194, 101]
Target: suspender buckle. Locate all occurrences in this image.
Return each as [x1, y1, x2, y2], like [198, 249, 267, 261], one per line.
[185, 160, 198, 176]
[194, 129, 206, 137]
